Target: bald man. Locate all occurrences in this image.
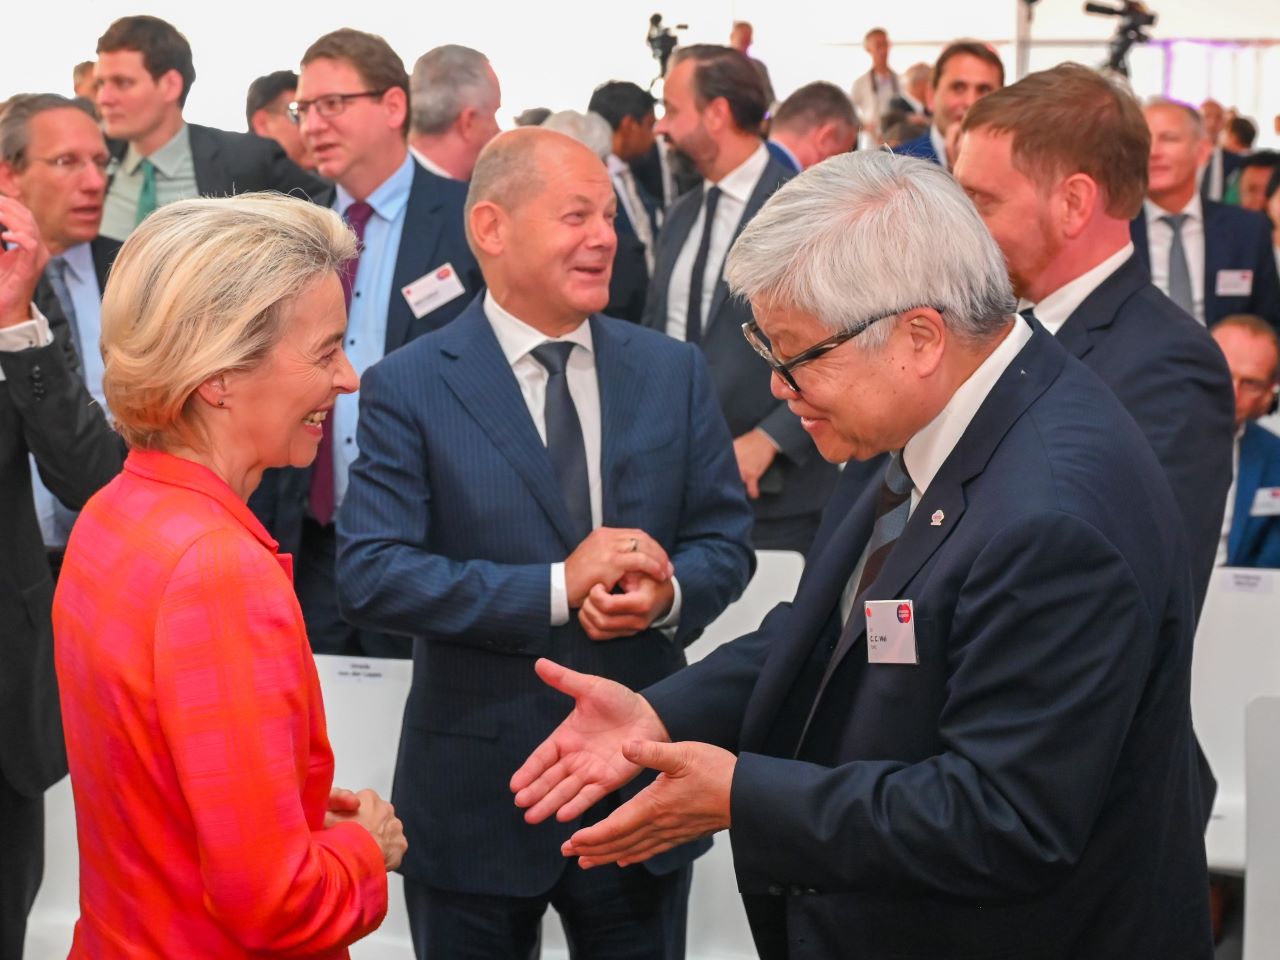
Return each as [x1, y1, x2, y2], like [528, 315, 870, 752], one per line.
[336, 128, 754, 960]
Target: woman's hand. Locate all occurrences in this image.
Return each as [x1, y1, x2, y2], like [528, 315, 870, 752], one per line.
[328, 786, 407, 871]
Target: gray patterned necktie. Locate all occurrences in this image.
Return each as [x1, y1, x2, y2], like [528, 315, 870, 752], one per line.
[46, 257, 85, 364]
[1160, 213, 1196, 318]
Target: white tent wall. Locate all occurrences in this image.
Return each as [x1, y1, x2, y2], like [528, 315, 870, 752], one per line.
[5, 2, 1277, 145]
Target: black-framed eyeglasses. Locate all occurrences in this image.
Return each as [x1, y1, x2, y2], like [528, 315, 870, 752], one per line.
[288, 89, 390, 124]
[741, 307, 939, 394]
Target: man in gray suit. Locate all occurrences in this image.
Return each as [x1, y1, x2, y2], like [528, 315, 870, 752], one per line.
[0, 197, 123, 960]
[643, 44, 837, 553]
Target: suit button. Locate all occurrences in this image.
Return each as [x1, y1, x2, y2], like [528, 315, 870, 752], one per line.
[767, 884, 784, 896]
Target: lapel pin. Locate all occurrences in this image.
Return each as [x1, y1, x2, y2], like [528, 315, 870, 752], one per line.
[930, 509, 945, 526]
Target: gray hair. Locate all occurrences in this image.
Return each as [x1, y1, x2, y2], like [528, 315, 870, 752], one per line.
[1145, 96, 1205, 139]
[540, 110, 612, 162]
[904, 62, 932, 88]
[409, 45, 496, 135]
[0, 93, 97, 167]
[725, 150, 1015, 349]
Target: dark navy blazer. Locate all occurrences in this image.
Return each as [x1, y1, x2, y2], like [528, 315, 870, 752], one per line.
[250, 161, 482, 554]
[1131, 200, 1280, 329]
[646, 324, 1212, 959]
[335, 299, 755, 895]
[894, 130, 941, 165]
[1227, 421, 1280, 568]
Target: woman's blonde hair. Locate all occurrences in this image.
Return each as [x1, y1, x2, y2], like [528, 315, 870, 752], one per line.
[102, 192, 356, 449]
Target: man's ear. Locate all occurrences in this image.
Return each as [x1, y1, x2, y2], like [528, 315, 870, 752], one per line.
[468, 200, 506, 257]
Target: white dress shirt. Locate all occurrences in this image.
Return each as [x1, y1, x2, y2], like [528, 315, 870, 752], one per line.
[409, 145, 458, 180]
[483, 291, 682, 628]
[929, 123, 949, 171]
[607, 153, 655, 272]
[664, 143, 770, 344]
[1018, 242, 1135, 336]
[841, 316, 1032, 621]
[1144, 194, 1206, 325]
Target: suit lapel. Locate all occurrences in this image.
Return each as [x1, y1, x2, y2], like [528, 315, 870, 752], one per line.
[387, 165, 448, 352]
[805, 325, 1066, 713]
[188, 125, 228, 197]
[645, 189, 701, 331]
[1055, 254, 1146, 359]
[592, 317, 647, 523]
[704, 160, 791, 330]
[438, 305, 584, 550]
[90, 236, 122, 293]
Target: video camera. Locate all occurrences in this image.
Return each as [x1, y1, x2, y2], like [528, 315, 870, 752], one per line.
[1084, 1, 1158, 76]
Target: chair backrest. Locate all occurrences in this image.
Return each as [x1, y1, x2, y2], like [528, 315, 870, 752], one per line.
[1244, 696, 1280, 960]
[685, 549, 806, 663]
[1192, 568, 1280, 802]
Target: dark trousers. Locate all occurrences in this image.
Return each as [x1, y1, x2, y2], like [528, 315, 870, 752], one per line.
[296, 517, 413, 659]
[404, 862, 692, 960]
[752, 512, 821, 557]
[0, 779, 44, 960]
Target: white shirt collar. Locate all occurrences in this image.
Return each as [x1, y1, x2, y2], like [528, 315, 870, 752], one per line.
[56, 241, 94, 284]
[708, 142, 770, 205]
[1019, 242, 1134, 336]
[409, 144, 459, 181]
[483, 290, 594, 367]
[1144, 190, 1202, 227]
[903, 317, 1033, 501]
[606, 153, 629, 177]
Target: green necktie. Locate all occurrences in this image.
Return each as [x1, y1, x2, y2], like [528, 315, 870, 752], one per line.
[136, 158, 158, 226]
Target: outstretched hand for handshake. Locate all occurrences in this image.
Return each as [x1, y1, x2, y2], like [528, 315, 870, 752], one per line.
[565, 527, 675, 639]
[510, 660, 736, 869]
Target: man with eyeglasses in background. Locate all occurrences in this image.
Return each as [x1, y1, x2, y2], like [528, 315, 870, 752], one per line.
[249, 28, 481, 659]
[0, 93, 127, 560]
[0, 99, 125, 959]
[95, 15, 323, 241]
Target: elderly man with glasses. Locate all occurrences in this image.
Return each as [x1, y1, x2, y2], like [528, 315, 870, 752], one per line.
[248, 28, 482, 660]
[513, 151, 1213, 960]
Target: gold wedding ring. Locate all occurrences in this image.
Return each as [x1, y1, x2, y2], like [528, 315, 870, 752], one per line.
[628, 537, 639, 553]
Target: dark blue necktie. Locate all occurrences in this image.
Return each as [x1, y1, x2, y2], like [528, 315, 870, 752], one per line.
[532, 342, 592, 542]
[685, 186, 721, 345]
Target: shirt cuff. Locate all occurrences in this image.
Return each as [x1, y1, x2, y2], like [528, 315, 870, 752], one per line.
[0, 304, 51, 352]
[550, 562, 569, 626]
[651, 576, 683, 631]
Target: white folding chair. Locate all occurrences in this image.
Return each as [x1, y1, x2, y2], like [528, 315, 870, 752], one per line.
[1244, 696, 1280, 960]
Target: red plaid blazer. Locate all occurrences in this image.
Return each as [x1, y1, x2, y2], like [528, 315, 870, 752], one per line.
[53, 449, 387, 958]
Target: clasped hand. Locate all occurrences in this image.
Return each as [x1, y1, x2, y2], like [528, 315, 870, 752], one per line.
[510, 659, 735, 869]
[565, 527, 675, 639]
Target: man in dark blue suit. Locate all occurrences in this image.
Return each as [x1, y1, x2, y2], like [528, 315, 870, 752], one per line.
[514, 150, 1212, 960]
[765, 81, 858, 174]
[645, 44, 838, 554]
[337, 128, 754, 959]
[895, 40, 1003, 171]
[1212, 316, 1280, 568]
[956, 64, 1234, 613]
[250, 29, 483, 658]
[1131, 99, 1280, 329]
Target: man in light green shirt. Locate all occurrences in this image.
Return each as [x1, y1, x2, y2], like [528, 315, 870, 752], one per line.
[94, 15, 323, 241]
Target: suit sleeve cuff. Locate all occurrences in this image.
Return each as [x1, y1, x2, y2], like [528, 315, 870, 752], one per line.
[550, 562, 569, 626]
[651, 576, 683, 631]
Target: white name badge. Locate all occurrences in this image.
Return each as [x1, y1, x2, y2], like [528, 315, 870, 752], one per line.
[1251, 487, 1280, 517]
[402, 263, 466, 319]
[1216, 269, 1254, 297]
[864, 599, 919, 665]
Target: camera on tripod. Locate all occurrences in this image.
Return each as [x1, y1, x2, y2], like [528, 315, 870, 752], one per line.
[1084, 1, 1158, 76]
[647, 13, 687, 77]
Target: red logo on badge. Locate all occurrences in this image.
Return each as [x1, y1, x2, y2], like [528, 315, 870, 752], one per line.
[436, 266, 451, 280]
[865, 605, 872, 618]
[897, 604, 911, 624]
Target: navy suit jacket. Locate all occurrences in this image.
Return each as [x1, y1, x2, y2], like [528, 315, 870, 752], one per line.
[645, 324, 1211, 959]
[764, 139, 802, 173]
[895, 130, 941, 165]
[642, 157, 838, 524]
[335, 300, 755, 895]
[250, 161, 482, 554]
[1227, 421, 1280, 568]
[607, 185, 652, 323]
[1130, 200, 1280, 329]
